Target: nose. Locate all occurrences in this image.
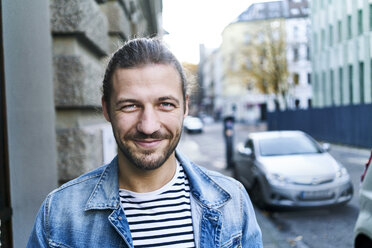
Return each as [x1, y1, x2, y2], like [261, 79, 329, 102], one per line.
[136, 107, 161, 135]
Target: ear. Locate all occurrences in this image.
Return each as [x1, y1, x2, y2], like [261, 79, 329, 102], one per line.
[184, 95, 189, 117]
[102, 97, 111, 122]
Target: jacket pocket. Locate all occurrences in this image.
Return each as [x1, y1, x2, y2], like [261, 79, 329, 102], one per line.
[221, 234, 242, 248]
[49, 241, 73, 248]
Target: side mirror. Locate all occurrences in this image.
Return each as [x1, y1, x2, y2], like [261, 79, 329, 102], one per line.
[322, 143, 330, 152]
[237, 143, 253, 157]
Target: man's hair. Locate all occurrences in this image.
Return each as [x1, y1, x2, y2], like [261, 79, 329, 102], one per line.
[102, 37, 187, 105]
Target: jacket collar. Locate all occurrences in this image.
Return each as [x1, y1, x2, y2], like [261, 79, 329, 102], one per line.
[85, 151, 231, 210]
[85, 157, 120, 210]
[176, 151, 231, 208]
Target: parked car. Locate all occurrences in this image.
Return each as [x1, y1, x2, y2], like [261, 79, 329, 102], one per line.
[198, 114, 214, 124]
[233, 130, 353, 209]
[354, 150, 372, 248]
[183, 116, 203, 133]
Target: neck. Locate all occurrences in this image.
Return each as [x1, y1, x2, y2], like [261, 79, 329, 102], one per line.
[117, 152, 177, 193]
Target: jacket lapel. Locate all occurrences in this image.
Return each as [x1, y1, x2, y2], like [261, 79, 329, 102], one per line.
[84, 157, 134, 247]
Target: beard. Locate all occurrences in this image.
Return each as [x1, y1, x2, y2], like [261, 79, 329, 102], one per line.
[114, 128, 182, 171]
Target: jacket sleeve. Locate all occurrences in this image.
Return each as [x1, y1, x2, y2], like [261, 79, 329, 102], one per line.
[239, 183, 263, 247]
[27, 199, 50, 248]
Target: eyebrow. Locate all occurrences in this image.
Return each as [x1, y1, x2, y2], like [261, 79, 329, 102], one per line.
[114, 99, 139, 107]
[158, 96, 180, 105]
[115, 96, 180, 106]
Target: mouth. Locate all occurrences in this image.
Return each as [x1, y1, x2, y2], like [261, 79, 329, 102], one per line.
[133, 139, 163, 149]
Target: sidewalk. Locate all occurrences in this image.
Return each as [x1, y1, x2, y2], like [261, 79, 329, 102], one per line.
[221, 168, 294, 248]
[255, 209, 294, 248]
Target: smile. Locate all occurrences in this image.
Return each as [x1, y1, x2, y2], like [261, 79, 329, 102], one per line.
[133, 139, 163, 149]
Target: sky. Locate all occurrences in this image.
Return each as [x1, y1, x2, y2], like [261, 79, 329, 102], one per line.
[162, 0, 254, 64]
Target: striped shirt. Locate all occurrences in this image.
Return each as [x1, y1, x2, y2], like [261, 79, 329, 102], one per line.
[119, 162, 196, 248]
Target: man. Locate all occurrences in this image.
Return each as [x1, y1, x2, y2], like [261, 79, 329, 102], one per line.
[27, 38, 262, 247]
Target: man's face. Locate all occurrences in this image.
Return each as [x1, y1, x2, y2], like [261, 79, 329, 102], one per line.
[103, 64, 188, 171]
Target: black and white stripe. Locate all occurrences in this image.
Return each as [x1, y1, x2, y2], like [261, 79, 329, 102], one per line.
[119, 163, 195, 248]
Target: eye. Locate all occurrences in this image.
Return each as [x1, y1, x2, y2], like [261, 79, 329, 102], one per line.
[159, 102, 175, 110]
[121, 104, 138, 112]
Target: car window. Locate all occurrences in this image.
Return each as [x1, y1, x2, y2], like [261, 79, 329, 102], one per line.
[244, 139, 253, 148]
[244, 139, 255, 155]
[258, 135, 321, 156]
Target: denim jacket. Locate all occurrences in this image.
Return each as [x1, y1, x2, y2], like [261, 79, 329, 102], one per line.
[27, 151, 262, 248]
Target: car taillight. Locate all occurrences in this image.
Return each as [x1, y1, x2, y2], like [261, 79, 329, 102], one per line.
[361, 150, 372, 182]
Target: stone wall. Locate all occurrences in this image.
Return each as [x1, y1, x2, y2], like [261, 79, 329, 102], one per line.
[51, 0, 162, 184]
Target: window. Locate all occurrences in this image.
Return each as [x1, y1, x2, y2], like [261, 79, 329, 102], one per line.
[330, 70, 334, 105]
[293, 47, 299, 61]
[337, 20, 342, 42]
[370, 4, 372, 31]
[295, 99, 300, 108]
[306, 46, 310, 60]
[245, 139, 255, 154]
[348, 64, 353, 104]
[307, 73, 311, 84]
[321, 29, 325, 50]
[339, 67, 343, 105]
[358, 9, 363, 35]
[371, 60, 372, 100]
[293, 73, 300, 85]
[258, 135, 321, 156]
[313, 33, 318, 52]
[314, 73, 319, 103]
[322, 71, 326, 105]
[347, 15, 352, 39]
[329, 25, 333, 45]
[359, 61, 364, 103]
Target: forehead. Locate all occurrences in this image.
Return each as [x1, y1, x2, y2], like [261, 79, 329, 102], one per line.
[111, 64, 183, 99]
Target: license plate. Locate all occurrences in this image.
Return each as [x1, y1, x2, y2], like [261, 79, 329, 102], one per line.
[300, 190, 334, 200]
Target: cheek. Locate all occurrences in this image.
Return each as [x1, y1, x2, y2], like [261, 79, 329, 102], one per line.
[112, 115, 137, 133]
[159, 113, 184, 128]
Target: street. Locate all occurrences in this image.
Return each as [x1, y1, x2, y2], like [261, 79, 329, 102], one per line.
[177, 121, 370, 248]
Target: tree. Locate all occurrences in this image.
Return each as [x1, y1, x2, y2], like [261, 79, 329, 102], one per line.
[182, 62, 199, 95]
[182, 62, 200, 114]
[231, 19, 289, 109]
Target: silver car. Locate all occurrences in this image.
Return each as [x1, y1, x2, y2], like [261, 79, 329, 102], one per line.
[233, 130, 353, 209]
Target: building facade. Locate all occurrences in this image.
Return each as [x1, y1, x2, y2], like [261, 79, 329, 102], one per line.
[199, 45, 224, 120]
[286, 0, 312, 109]
[51, 0, 162, 184]
[1, 0, 162, 246]
[215, 0, 311, 121]
[311, 0, 372, 107]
